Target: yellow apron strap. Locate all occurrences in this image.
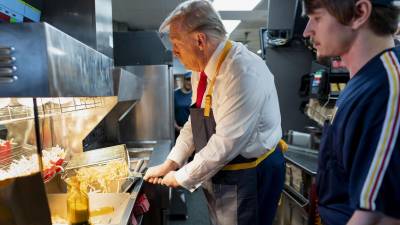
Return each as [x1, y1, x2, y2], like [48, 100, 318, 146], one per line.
[222, 148, 276, 171]
[278, 139, 288, 153]
[222, 139, 287, 171]
[204, 40, 233, 117]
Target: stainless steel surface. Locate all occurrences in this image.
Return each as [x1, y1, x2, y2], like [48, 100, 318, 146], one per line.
[43, 0, 114, 57]
[95, 0, 114, 57]
[276, 144, 319, 225]
[2, 97, 117, 153]
[0, 23, 114, 97]
[120, 65, 175, 143]
[276, 192, 310, 225]
[126, 140, 157, 147]
[100, 68, 144, 145]
[140, 140, 171, 225]
[287, 130, 312, 148]
[285, 145, 318, 175]
[112, 68, 143, 102]
[128, 148, 153, 159]
[120, 65, 174, 142]
[283, 186, 309, 208]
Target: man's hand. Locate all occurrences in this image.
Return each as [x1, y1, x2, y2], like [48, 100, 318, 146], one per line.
[143, 160, 179, 185]
[347, 210, 400, 225]
[161, 171, 180, 188]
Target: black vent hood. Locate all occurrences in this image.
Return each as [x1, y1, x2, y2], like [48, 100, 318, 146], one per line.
[113, 31, 173, 66]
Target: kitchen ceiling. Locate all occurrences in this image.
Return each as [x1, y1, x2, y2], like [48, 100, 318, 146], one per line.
[112, 0, 269, 53]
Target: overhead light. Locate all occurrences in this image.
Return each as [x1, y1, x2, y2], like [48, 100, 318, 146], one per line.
[257, 49, 262, 54]
[222, 20, 241, 36]
[212, 0, 262, 11]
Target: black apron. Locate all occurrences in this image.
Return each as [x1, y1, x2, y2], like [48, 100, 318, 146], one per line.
[189, 41, 285, 225]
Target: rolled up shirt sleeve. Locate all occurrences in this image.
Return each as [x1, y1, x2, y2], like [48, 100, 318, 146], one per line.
[167, 117, 195, 167]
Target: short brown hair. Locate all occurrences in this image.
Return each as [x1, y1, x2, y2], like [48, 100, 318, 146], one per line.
[302, 0, 400, 35]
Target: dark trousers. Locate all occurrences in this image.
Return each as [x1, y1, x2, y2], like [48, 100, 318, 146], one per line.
[203, 149, 285, 225]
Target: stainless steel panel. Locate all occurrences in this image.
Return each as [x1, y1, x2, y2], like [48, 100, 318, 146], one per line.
[42, 0, 113, 57]
[0, 23, 114, 97]
[3, 97, 118, 153]
[112, 68, 143, 102]
[95, 0, 114, 57]
[120, 65, 174, 141]
[101, 68, 143, 144]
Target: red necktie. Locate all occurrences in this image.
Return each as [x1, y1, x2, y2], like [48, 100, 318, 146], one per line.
[196, 71, 208, 108]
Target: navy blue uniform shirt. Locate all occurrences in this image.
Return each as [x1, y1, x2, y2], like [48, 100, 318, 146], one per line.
[174, 88, 192, 127]
[318, 47, 400, 225]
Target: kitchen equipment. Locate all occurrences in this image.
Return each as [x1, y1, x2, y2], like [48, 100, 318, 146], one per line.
[64, 145, 131, 193]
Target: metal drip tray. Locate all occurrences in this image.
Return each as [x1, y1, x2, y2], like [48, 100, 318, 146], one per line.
[125, 140, 157, 149]
[127, 147, 153, 160]
[127, 147, 152, 173]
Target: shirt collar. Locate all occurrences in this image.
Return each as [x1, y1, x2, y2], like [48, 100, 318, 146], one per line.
[204, 39, 228, 78]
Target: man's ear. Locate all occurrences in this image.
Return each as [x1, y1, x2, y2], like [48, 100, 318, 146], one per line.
[195, 32, 207, 51]
[351, 0, 372, 30]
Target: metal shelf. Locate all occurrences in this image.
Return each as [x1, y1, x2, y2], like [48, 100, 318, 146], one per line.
[0, 97, 105, 124]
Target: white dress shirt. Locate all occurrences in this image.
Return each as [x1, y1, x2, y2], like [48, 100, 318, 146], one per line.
[168, 40, 282, 190]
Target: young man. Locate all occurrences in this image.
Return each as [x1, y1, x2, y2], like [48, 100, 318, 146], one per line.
[302, 0, 400, 224]
[144, 1, 285, 224]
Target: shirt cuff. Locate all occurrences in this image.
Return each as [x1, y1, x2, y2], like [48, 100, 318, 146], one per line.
[167, 146, 187, 167]
[175, 166, 202, 192]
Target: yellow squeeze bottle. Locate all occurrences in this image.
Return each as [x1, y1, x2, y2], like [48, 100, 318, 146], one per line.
[66, 177, 90, 225]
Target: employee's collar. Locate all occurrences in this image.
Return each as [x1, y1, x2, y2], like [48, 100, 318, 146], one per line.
[204, 39, 229, 78]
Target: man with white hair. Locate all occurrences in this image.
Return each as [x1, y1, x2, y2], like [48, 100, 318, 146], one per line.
[144, 1, 285, 224]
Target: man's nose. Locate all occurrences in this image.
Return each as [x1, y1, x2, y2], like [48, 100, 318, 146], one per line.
[303, 19, 312, 38]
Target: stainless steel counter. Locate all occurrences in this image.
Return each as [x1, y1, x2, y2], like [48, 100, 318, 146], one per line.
[124, 139, 171, 225]
[147, 140, 171, 167]
[275, 145, 320, 225]
[284, 145, 318, 175]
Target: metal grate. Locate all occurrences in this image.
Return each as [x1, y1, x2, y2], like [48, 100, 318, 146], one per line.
[0, 97, 105, 124]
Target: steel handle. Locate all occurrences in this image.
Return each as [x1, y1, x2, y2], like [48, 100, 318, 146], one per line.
[0, 77, 16, 83]
[134, 159, 144, 173]
[283, 186, 310, 208]
[0, 66, 17, 75]
[0, 47, 15, 55]
[0, 56, 16, 66]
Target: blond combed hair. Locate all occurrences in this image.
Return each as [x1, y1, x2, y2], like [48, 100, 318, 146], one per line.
[159, 0, 227, 41]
